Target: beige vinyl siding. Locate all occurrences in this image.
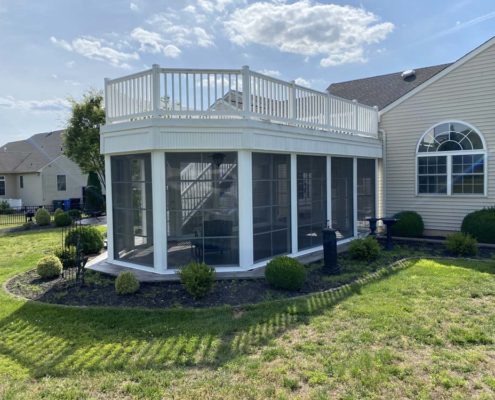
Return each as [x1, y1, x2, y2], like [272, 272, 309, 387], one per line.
[40, 156, 87, 205]
[381, 42, 495, 233]
[18, 173, 43, 206]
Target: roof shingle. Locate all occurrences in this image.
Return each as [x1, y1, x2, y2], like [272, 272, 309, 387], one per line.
[327, 63, 452, 110]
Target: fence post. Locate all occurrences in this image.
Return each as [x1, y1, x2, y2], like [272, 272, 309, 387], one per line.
[290, 80, 297, 120]
[152, 64, 160, 117]
[242, 65, 251, 116]
[353, 99, 358, 132]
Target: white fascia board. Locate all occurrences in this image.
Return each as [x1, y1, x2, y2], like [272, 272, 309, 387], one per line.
[101, 118, 382, 159]
[380, 36, 495, 116]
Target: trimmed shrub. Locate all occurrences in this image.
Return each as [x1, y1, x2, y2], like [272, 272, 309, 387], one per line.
[35, 208, 51, 226]
[65, 226, 104, 254]
[115, 271, 140, 295]
[37, 255, 62, 279]
[348, 236, 381, 262]
[86, 172, 105, 213]
[53, 208, 65, 218]
[446, 232, 478, 257]
[54, 246, 77, 269]
[179, 262, 215, 299]
[0, 200, 14, 215]
[265, 256, 306, 291]
[391, 211, 424, 238]
[461, 207, 495, 244]
[68, 209, 82, 220]
[54, 211, 72, 227]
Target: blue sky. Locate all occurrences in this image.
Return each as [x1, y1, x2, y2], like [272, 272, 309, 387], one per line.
[0, 0, 494, 143]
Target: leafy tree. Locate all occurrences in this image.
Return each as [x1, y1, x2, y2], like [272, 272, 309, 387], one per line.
[64, 91, 106, 188]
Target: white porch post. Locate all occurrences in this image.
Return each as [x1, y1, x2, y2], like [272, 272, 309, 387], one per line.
[104, 155, 114, 262]
[290, 153, 298, 254]
[238, 150, 253, 268]
[151, 151, 167, 272]
[326, 156, 332, 228]
[353, 157, 358, 237]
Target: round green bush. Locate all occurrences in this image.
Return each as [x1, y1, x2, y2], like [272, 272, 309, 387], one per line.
[53, 208, 64, 218]
[54, 211, 72, 227]
[446, 232, 478, 257]
[348, 236, 381, 262]
[115, 271, 140, 295]
[35, 208, 51, 226]
[461, 208, 495, 244]
[391, 211, 424, 238]
[65, 226, 104, 254]
[53, 246, 77, 269]
[179, 262, 215, 299]
[36, 255, 62, 279]
[265, 256, 306, 291]
[68, 209, 82, 220]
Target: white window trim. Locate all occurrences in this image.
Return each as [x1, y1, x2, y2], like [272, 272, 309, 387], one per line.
[415, 120, 487, 197]
[57, 174, 67, 191]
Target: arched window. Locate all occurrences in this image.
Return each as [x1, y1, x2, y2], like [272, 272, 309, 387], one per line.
[417, 121, 486, 195]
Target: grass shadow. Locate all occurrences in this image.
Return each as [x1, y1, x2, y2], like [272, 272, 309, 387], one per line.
[0, 259, 414, 378]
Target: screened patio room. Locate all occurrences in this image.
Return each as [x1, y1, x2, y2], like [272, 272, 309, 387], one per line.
[99, 65, 382, 276]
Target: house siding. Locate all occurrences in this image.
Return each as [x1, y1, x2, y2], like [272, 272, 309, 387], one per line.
[40, 156, 87, 205]
[18, 173, 43, 206]
[380, 41, 495, 233]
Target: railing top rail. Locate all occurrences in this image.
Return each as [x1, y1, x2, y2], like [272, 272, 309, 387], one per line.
[106, 68, 153, 84]
[160, 67, 241, 75]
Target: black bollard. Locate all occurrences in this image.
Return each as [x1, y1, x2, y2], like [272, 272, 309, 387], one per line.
[322, 228, 339, 274]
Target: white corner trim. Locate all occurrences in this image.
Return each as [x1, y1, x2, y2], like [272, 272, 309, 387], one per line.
[380, 36, 495, 116]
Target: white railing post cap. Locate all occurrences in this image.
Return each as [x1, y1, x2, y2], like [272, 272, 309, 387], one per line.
[352, 99, 358, 103]
[152, 64, 160, 69]
[242, 65, 250, 71]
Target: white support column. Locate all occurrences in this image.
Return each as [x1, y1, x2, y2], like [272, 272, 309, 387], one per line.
[238, 150, 254, 268]
[353, 157, 358, 238]
[326, 156, 332, 228]
[290, 153, 298, 254]
[151, 151, 167, 272]
[104, 155, 114, 262]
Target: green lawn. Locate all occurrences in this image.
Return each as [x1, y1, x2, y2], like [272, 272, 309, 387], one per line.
[0, 229, 495, 399]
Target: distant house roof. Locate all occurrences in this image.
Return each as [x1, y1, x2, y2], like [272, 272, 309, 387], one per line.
[327, 63, 452, 110]
[0, 130, 65, 174]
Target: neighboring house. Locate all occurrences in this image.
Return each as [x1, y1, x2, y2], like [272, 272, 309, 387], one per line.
[0, 130, 87, 207]
[329, 36, 495, 235]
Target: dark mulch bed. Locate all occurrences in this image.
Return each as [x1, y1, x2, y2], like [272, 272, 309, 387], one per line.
[7, 240, 495, 309]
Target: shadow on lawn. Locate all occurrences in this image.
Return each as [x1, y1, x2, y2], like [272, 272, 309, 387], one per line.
[0, 260, 413, 378]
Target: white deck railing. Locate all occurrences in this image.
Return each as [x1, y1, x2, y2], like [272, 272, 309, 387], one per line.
[104, 65, 379, 138]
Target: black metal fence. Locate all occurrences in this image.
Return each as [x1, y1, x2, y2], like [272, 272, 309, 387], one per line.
[60, 220, 88, 286]
[0, 204, 97, 226]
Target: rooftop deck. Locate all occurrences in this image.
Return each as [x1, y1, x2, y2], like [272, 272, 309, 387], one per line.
[104, 65, 379, 138]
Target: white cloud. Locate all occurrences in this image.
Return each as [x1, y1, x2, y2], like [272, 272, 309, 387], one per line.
[65, 60, 75, 68]
[259, 69, 281, 78]
[51, 36, 139, 67]
[147, 13, 215, 48]
[130, 27, 182, 58]
[130, 2, 139, 12]
[0, 96, 71, 112]
[294, 77, 310, 87]
[224, 0, 394, 67]
[197, 0, 239, 13]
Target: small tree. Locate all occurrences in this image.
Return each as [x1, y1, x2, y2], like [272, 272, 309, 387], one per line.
[85, 171, 105, 212]
[64, 91, 106, 188]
